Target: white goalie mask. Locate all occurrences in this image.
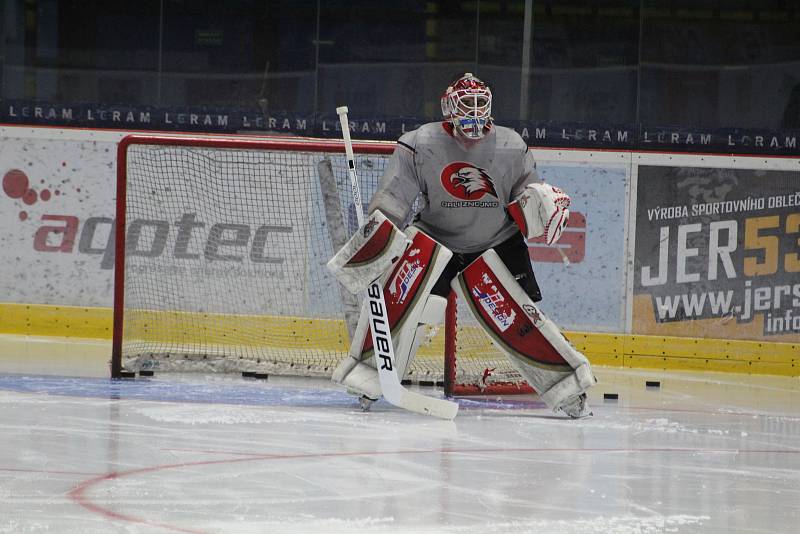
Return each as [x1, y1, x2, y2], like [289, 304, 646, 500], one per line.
[441, 73, 493, 140]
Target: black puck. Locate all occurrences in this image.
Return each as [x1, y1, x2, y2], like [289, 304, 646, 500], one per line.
[401, 379, 412, 385]
[118, 371, 136, 379]
[139, 370, 154, 377]
[253, 373, 269, 380]
[242, 371, 256, 378]
[603, 393, 619, 400]
[646, 381, 661, 388]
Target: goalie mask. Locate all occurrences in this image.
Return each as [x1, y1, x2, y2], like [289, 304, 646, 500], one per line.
[441, 73, 493, 140]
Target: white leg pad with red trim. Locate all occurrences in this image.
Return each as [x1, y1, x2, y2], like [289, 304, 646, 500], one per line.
[403, 294, 447, 374]
[451, 249, 596, 411]
[331, 226, 452, 400]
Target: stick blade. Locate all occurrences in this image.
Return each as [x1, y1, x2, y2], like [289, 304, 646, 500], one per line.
[379, 371, 459, 420]
[399, 390, 459, 420]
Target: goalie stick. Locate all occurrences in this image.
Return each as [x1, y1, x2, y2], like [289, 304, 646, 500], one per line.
[336, 106, 458, 420]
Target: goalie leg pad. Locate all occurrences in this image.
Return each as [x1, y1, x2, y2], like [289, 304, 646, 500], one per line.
[401, 294, 447, 375]
[451, 248, 596, 411]
[331, 227, 452, 399]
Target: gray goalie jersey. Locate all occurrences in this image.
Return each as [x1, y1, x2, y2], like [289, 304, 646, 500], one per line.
[368, 122, 539, 253]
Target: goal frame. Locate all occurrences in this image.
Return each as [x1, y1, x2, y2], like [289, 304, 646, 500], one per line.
[112, 135, 390, 378]
[111, 133, 532, 397]
[443, 292, 536, 396]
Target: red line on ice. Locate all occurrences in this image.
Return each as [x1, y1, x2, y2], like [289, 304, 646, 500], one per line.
[67, 446, 800, 533]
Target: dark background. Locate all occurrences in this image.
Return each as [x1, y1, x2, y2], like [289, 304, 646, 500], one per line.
[2, 1, 800, 149]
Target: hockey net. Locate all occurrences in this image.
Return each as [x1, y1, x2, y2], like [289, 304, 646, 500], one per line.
[112, 135, 530, 395]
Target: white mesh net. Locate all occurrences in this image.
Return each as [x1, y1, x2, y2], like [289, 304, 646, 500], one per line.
[116, 137, 526, 391]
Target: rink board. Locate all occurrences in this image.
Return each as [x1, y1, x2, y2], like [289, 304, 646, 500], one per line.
[0, 125, 798, 375]
[1, 302, 795, 376]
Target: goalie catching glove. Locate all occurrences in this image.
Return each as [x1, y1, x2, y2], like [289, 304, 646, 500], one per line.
[327, 210, 410, 294]
[507, 183, 570, 245]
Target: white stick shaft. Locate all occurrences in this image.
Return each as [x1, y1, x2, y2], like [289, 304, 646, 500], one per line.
[336, 106, 364, 225]
[366, 281, 458, 419]
[335, 104, 457, 420]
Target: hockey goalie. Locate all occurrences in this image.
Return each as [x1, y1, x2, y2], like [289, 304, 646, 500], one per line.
[328, 73, 596, 418]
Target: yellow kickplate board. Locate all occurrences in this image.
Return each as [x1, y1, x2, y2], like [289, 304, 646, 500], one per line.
[1, 303, 796, 376]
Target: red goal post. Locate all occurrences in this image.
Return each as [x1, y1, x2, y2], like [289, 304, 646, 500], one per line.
[112, 134, 530, 395]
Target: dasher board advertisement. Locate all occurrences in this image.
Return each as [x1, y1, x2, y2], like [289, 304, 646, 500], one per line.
[532, 162, 629, 332]
[633, 165, 800, 342]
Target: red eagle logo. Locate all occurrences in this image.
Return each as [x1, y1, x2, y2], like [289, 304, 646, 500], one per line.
[440, 162, 498, 200]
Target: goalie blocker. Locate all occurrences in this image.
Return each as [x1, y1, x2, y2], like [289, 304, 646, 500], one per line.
[326, 210, 411, 295]
[452, 249, 596, 417]
[331, 226, 452, 402]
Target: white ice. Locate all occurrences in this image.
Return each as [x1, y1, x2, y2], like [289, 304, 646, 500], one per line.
[0, 336, 798, 534]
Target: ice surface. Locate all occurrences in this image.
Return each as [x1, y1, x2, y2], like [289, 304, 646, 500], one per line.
[0, 342, 799, 533]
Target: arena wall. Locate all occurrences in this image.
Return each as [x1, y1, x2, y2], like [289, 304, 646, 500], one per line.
[0, 125, 796, 375]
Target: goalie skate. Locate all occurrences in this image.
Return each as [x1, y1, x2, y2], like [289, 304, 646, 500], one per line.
[555, 392, 592, 419]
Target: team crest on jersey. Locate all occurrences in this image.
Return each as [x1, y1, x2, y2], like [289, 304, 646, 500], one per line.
[440, 162, 499, 208]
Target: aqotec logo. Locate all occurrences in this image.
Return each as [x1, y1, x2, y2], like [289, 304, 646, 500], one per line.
[30, 213, 292, 270]
[4, 168, 292, 270]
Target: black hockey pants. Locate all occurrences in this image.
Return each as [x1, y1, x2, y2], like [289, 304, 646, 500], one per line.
[430, 231, 543, 302]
